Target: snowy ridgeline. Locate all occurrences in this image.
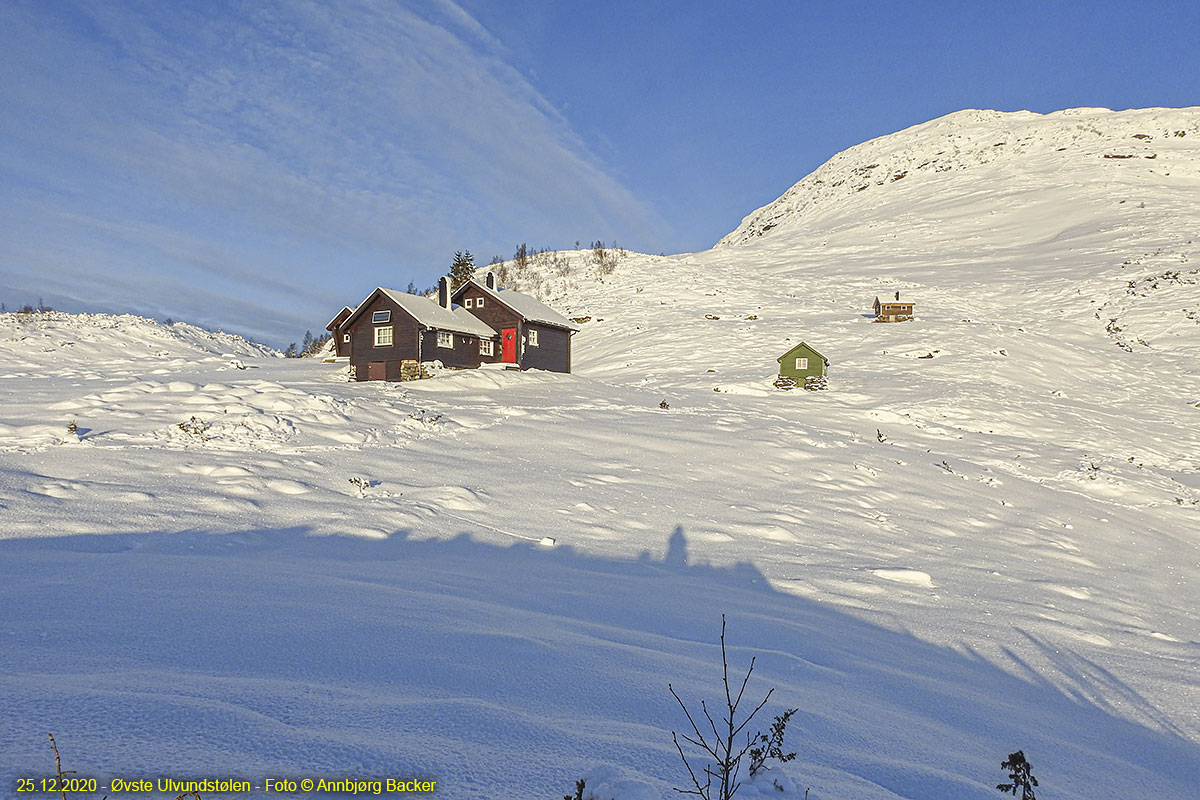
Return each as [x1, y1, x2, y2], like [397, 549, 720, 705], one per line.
[3, 108, 1200, 799]
[719, 106, 1200, 245]
[0, 310, 277, 373]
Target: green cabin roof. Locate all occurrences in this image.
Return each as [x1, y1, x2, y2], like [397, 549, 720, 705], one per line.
[776, 341, 828, 365]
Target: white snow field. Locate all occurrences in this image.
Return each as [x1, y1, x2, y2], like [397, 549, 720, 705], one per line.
[2, 107, 1199, 799]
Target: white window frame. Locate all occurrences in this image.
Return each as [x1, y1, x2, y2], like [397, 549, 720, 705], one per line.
[374, 326, 393, 347]
[795, 357, 808, 370]
[342, 333, 350, 343]
[372, 310, 391, 323]
[479, 339, 494, 356]
[475, 297, 484, 308]
[464, 298, 474, 308]
[527, 329, 539, 347]
[437, 331, 454, 349]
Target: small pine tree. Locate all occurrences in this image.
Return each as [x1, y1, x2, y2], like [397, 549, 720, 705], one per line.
[302, 330, 314, 352]
[996, 750, 1038, 800]
[284, 343, 298, 358]
[450, 250, 475, 291]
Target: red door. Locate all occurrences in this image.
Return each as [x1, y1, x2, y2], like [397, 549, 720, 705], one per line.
[501, 328, 517, 363]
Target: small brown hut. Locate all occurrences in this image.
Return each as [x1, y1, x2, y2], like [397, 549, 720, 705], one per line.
[873, 291, 914, 322]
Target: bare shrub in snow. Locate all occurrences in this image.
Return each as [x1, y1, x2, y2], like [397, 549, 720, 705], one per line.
[747, 708, 797, 778]
[177, 416, 211, 441]
[562, 778, 591, 799]
[669, 615, 796, 800]
[996, 750, 1038, 800]
[348, 477, 370, 498]
[46, 733, 76, 800]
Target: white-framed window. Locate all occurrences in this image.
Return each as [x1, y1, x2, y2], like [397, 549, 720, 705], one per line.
[372, 310, 391, 323]
[374, 326, 393, 347]
[437, 331, 454, 348]
[479, 339, 494, 356]
[342, 333, 350, 343]
[527, 329, 539, 347]
[465, 298, 474, 308]
[795, 357, 808, 370]
[475, 297, 484, 308]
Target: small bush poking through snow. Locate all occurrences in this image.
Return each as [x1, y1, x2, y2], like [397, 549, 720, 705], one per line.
[747, 709, 798, 779]
[563, 778, 590, 800]
[177, 416, 211, 441]
[996, 750, 1039, 800]
[669, 616, 800, 800]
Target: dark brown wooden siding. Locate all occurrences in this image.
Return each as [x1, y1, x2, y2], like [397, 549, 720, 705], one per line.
[521, 322, 571, 372]
[456, 284, 573, 372]
[458, 287, 522, 333]
[419, 329, 502, 369]
[333, 326, 351, 357]
[345, 292, 421, 380]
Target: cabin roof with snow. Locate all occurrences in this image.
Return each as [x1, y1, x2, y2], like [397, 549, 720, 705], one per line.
[342, 288, 497, 338]
[325, 306, 355, 332]
[453, 278, 579, 331]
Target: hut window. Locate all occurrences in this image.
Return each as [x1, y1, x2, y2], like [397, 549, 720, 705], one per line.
[372, 310, 391, 323]
[374, 326, 393, 347]
[527, 329, 539, 347]
[475, 297, 484, 308]
[437, 331, 454, 348]
[479, 340, 494, 356]
[465, 298, 474, 308]
[795, 357, 808, 369]
[342, 333, 350, 343]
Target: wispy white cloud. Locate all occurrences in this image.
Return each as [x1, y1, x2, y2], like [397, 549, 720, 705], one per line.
[0, 0, 670, 344]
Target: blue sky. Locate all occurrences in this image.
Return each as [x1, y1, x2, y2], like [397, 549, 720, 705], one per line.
[1, 0, 1196, 346]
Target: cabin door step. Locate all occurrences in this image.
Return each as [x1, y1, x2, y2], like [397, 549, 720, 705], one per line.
[501, 328, 517, 363]
[366, 361, 386, 381]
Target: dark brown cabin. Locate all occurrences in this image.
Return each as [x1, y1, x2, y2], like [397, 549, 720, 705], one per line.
[452, 272, 579, 373]
[325, 306, 355, 357]
[340, 279, 500, 381]
[873, 292, 914, 322]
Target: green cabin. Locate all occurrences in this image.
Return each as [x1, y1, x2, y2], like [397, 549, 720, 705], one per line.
[776, 341, 828, 380]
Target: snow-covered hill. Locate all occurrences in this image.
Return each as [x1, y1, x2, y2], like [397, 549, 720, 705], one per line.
[3, 108, 1199, 800]
[0, 310, 277, 374]
[720, 107, 1200, 247]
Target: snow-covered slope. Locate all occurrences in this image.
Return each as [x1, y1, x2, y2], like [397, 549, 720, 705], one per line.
[720, 107, 1200, 248]
[3, 109, 1199, 800]
[0, 311, 276, 374]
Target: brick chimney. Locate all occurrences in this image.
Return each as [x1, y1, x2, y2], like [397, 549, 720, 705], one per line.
[486, 271, 496, 290]
[438, 276, 449, 308]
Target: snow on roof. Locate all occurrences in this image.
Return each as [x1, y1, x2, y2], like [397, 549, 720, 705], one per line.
[455, 280, 579, 331]
[380, 289, 498, 338]
[325, 306, 355, 330]
[345, 289, 497, 338]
